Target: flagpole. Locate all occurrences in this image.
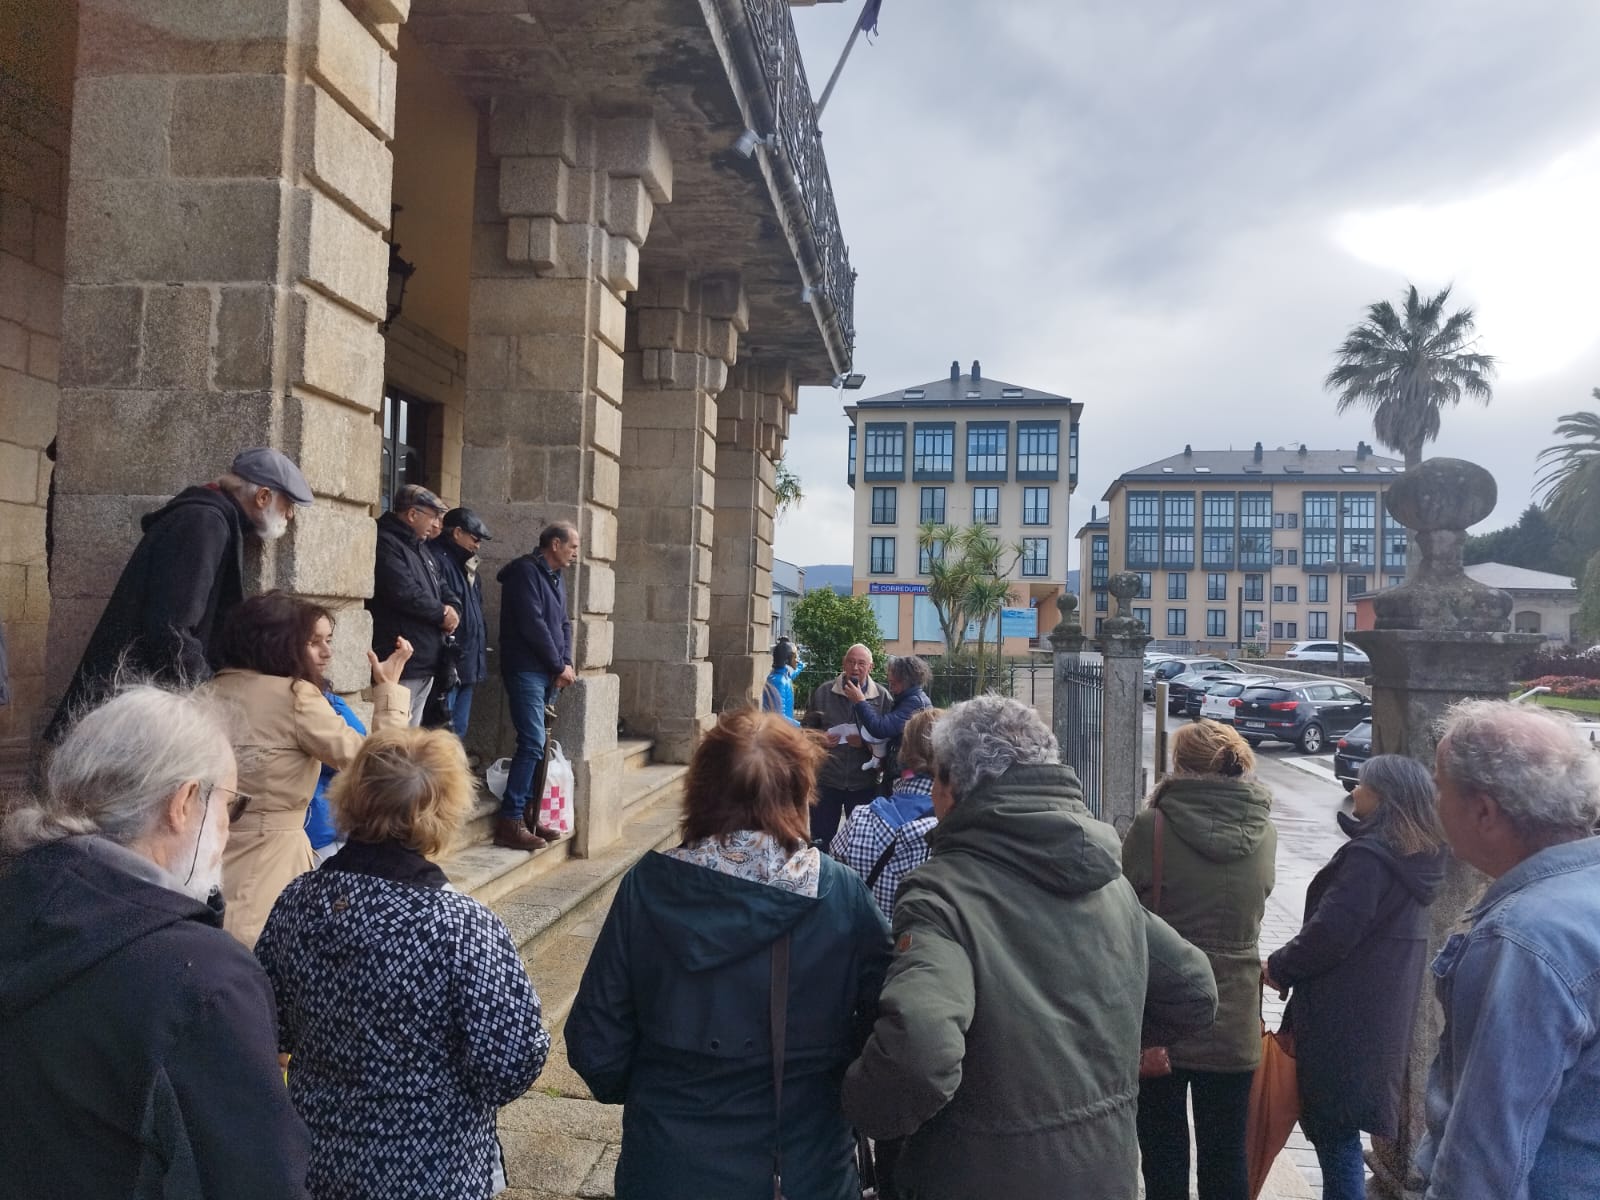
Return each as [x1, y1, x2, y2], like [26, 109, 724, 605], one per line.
[814, 0, 873, 121]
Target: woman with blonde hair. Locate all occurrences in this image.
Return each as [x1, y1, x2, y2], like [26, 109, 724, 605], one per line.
[256, 727, 550, 1200]
[1122, 720, 1276, 1200]
[567, 707, 892, 1200]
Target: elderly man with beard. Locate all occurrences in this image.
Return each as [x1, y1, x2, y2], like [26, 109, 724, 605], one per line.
[0, 685, 312, 1198]
[45, 447, 313, 741]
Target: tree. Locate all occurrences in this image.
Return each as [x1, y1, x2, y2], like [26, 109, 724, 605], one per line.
[1325, 284, 1496, 467]
[1578, 551, 1600, 644]
[774, 460, 803, 518]
[790, 586, 884, 703]
[1536, 394, 1600, 565]
[1463, 504, 1577, 576]
[916, 521, 1020, 686]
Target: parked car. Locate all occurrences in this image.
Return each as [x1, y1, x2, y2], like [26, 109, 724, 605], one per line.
[1232, 681, 1372, 753]
[1285, 640, 1370, 664]
[1172, 670, 1270, 718]
[1333, 719, 1374, 791]
[1146, 656, 1244, 701]
[1197, 677, 1278, 723]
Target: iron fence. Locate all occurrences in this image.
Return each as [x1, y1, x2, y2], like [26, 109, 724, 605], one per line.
[1060, 659, 1105, 819]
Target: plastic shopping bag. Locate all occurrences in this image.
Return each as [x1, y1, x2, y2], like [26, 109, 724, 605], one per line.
[485, 757, 511, 800]
[537, 740, 574, 837]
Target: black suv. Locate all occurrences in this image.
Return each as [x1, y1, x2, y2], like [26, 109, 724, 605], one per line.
[1232, 682, 1371, 753]
[1333, 719, 1374, 791]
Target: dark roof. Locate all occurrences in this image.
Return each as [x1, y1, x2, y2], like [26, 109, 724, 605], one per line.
[1074, 517, 1110, 538]
[1105, 446, 1405, 498]
[847, 371, 1077, 415]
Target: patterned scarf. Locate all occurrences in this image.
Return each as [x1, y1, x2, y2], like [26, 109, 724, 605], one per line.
[666, 829, 821, 897]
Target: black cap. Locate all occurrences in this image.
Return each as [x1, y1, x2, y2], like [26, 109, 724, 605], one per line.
[230, 447, 313, 506]
[443, 507, 492, 541]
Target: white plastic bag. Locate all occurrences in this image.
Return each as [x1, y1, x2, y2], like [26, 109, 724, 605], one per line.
[485, 757, 511, 800]
[538, 740, 574, 837]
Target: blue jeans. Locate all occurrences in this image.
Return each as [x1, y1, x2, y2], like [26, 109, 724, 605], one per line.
[503, 670, 552, 821]
[1301, 1113, 1365, 1200]
[447, 684, 476, 740]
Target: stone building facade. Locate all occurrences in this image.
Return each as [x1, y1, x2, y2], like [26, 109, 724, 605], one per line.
[0, 0, 856, 858]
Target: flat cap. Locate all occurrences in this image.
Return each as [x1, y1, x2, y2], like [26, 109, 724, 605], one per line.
[443, 507, 493, 540]
[394, 483, 448, 514]
[230, 447, 313, 506]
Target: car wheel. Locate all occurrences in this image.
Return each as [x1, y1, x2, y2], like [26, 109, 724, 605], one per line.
[1342, 780, 1357, 793]
[1299, 724, 1326, 754]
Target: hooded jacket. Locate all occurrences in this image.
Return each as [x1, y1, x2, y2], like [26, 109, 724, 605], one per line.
[0, 837, 310, 1199]
[497, 553, 572, 678]
[430, 536, 488, 685]
[1266, 812, 1445, 1135]
[566, 850, 891, 1200]
[46, 485, 248, 740]
[842, 763, 1219, 1200]
[1122, 774, 1277, 1072]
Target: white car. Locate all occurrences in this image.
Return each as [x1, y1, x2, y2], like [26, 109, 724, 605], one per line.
[1198, 678, 1274, 723]
[1284, 640, 1369, 664]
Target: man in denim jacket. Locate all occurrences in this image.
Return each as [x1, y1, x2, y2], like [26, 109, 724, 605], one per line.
[1416, 700, 1600, 1200]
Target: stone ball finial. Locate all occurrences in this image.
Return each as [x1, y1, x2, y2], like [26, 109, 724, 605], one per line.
[1057, 591, 1078, 620]
[1385, 458, 1497, 533]
[1107, 571, 1141, 605]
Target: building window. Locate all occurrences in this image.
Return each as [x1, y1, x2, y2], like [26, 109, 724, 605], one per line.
[1131, 607, 1151, 633]
[1202, 492, 1235, 526]
[1202, 531, 1235, 568]
[1128, 492, 1160, 526]
[912, 423, 955, 479]
[1069, 422, 1079, 484]
[1135, 572, 1152, 600]
[1244, 610, 1264, 637]
[1095, 592, 1108, 612]
[1285, 621, 1298, 639]
[1021, 537, 1049, 577]
[870, 487, 896, 525]
[1273, 584, 1298, 603]
[1305, 494, 1337, 528]
[1016, 420, 1060, 479]
[1239, 494, 1272, 568]
[1164, 492, 1195, 527]
[870, 537, 896, 575]
[1163, 531, 1195, 567]
[1094, 616, 1104, 634]
[1168, 572, 1188, 600]
[1347, 575, 1367, 600]
[1309, 575, 1328, 603]
[380, 389, 435, 514]
[1272, 621, 1284, 640]
[1167, 609, 1187, 636]
[1383, 503, 1408, 570]
[1243, 574, 1264, 602]
[1022, 486, 1050, 525]
[920, 486, 946, 524]
[1388, 574, 1404, 588]
[1273, 549, 1284, 565]
[1308, 611, 1329, 638]
[1128, 532, 1157, 568]
[1342, 493, 1377, 568]
[1207, 610, 1227, 638]
[1287, 549, 1298, 565]
[972, 486, 999, 525]
[1304, 534, 1337, 566]
[863, 423, 905, 480]
[966, 422, 1008, 478]
[1345, 611, 1358, 631]
[1207, 573, 1227, 601]
[919, 539, 945, 575]
[1092, 535, 1110, 564]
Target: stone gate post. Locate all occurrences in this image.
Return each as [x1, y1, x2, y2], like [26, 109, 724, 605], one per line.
[1097, 571, 1152, 835]
[1048, 591, 1089, 768]
[1349, 460, 1541, 1199]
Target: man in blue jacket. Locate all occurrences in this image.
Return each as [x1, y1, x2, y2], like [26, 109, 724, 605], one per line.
[495, 521, 579, 850]
[430, 507, 493, 740]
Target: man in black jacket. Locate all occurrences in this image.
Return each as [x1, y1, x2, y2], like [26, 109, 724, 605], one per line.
[429, 507, 492, 740]
[44, 447, 312, 741]
[0, 685, 311, 1198]
[368, 484, 460, 726]
[494, 521, 579, 850]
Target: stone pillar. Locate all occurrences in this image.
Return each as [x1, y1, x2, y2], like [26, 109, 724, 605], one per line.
[1351, 460, 1540, 1199]
[462, 98, 671, 856]
[612, 271, 745, 762]
[49, 0, 405, 703]
[710, 360, 793, 711]
[1097, 572, 1152, 836]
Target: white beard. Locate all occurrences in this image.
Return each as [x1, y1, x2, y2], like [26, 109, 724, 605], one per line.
[180, 811, 227, 904]
[254, 507, 290, 542]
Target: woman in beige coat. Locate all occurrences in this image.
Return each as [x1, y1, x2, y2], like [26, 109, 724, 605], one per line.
[209, 591, 412, 947]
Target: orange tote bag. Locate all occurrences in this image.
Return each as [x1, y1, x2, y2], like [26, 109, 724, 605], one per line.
[1245, 1018, 1299, 1199]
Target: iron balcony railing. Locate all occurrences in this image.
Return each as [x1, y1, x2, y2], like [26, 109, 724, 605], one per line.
[739, 0, 857, 363]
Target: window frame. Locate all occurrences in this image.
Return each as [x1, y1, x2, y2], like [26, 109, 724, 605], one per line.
[1020, 537, 1050, 578]
[862, 422, 906, 482]
[1022, 486, 1050, 526]
[869, 486, 897, 525]
[1015, 420, 1060, 480]
[869, 536, 896, 575]
[971, 486, 1000, 525]
[919, 486, 946, 525]
[965, 421, 1009, 480]
[912, 422, 955, 481]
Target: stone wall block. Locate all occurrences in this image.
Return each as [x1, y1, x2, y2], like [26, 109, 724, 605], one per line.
[586, 450, 619, 508]
[594, 288, 626, 354]
[581, 561, 615, 617]
[0, 321, 23, 373]
[277, 499, 379, 597]
[139, 284, 213, 389]
[507, 449, 548, 502]
[292, 288, 384, 409]
[586, 506, 618, 561]
[29, 333, 60, 382]
[294, 191, 388, 321]
[465, 334, 512, 391]
[489, 97, 577, 165]
[593, 342, 623, 404]
[703, 318, 738, 366]
[172, 75, 289, 178]
[298, 84, 393, 228]
[602, 176, 652, 246]
[636, 307, 684, 351]
[310, 0, 394, 139]
[321, 600, 373, 692]
[459, 444, 511, 501]
[74, 0, 292, 74]
[0, 251, 59, 334]
[589, 395, 622, 457]
[545, 447, 582, 501]
[472, 276, 588, 335]
[703, 358, 728, 397]
[505, 216, 558, 271]
[574, 615, 613, 671]
[699, 274, 749, 332]
[597, 116, 673, 203]
[71, 76, 171, 180]
[654, 660, 712, 714]
[67, 180, 281, 283]
[347, 0, 410, 30]
[553, 221, 602, 280]
[498, 156, 569, 220]
[646, 271, 692, 313]
[602, 238, 639, 294]
[59, 286, 143, 387]
[513, 333, 589, 392]
[214, 285, 279, 389]
[287, 392, 382, 505]
[0, 195, 33, 258]
[0, 443, 40, 504]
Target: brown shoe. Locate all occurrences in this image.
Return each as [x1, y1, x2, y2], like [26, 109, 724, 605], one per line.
[494, 817, 547, 851]
[534, 824, 565, 842]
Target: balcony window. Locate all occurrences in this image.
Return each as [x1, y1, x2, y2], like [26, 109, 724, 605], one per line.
[1243, 574, 1264, 602]
[1163, 531, 1195, 568]
[1207, 572, 1227, 601]
[863, 423, 905, 481]
[1127, 492, 1160, 528]
[1244, 610, 1264, 637]
[1202, 531, 1235, 568]
[1202, 492, 1235, 527]
[912, 423, 955, 480]
[869, 536, 896, 575]
[1135, 572, 1152, 600]
[1095, 592, 1108, 612]
[1022, 486, 1050, 525]
[1021, 537, 1050, 577]
[1016, 421, 1060, 479]
[1207, 610, 1227, 638]
[1309, 575, 1328, 603]
[1304, 493, 1337, 530]
[1347, 575, 1367, 600]
[1308, 611, 1329, 639]
[1127, 531, 1158, 567]
[846, 425, 856, 487]
[1167, 608, 1187, 636]
[1304, 533, 1337, 566]
[1092, 535, 1109, 563]
[1069, 422, 1079, 484]
[1131, 607, 1151, 632]
[919, 486, 946, 524]
[1168, 572, 1187, 600]
[1163, 492, 1195, 528]
[919, 539, 945, 575]
[972, 486, 999, 525]
[966, 422, 1008, 479]
[870, 487, 897, 525]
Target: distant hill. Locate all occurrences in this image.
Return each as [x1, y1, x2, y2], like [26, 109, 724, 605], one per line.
[1067, 569, 1080, 596]
[800, 563, 852, 595]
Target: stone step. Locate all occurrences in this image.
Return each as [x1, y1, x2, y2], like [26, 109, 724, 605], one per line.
[617, 737, 652, 773]
[619, 761, 684, 815]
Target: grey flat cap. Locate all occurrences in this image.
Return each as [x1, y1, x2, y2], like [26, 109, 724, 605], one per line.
[231, 448, 313, 506]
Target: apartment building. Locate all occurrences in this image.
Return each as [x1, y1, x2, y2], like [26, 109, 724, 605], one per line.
[1082, 443, 1409, 653]
[846, 361, 1083, 655]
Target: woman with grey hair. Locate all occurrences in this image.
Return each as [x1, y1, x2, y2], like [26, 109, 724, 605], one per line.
[1263, 755, 1448, 1199]
[0, 685, 310, 1197]
[842, 654, 932, 794]
[843, 695, 1218, 1200]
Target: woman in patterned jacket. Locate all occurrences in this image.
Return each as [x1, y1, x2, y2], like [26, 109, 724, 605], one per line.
[257, 727, 550, 1199]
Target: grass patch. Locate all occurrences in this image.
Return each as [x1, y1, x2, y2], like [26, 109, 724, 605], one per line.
[1532, 695, 1600, 715]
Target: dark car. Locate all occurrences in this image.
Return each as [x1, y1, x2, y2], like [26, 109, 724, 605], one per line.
[1232, 681, 1372, 753]
[1333, 719, 1374, 791]
[1147, 657, 1244, 702]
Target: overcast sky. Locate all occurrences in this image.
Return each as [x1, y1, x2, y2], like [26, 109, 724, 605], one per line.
[771, 0, 1600, 571]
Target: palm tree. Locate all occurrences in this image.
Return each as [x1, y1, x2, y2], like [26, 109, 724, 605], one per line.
[963, 576, 1013, 694]
[1324, 284, 1496, 467]
[1536, 393, 1600, 556]
[919, 522, 968, 658]
[774, 461, 803, 517]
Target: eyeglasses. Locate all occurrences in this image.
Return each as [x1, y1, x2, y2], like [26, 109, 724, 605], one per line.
[207, 782, 254, 823]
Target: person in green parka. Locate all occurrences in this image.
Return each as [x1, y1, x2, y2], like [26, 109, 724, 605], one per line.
[842, 695, 1219, 1200]
[565, 707, 892, 1200]
[1122, 718, 1278, 1200]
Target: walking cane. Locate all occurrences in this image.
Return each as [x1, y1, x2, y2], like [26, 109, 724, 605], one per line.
[522, 696, 562, 840]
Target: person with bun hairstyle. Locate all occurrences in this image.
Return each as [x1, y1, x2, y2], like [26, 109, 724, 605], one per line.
[1122, 720, 1277, 1200]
